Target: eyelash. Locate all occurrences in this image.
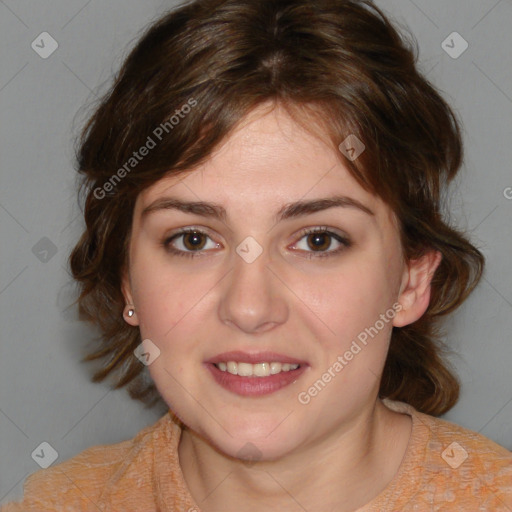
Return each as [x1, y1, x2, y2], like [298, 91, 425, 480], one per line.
[162, 226, 351, 259]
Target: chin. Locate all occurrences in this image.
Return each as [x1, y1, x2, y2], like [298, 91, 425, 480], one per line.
[202, 420, 304, 463]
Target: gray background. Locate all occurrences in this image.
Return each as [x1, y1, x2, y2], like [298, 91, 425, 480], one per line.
[1, 0, 511, 503]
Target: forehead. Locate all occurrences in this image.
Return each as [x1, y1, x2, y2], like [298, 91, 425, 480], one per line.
[136, 103, 394, 226]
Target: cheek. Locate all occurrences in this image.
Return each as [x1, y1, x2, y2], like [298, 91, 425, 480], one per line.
[129, 254, 210, 341]
[302, 258, 396, 345]
[297, 266, 397, 408]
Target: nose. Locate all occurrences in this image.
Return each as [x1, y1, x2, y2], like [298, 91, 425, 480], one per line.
[218, 246, 289, 334]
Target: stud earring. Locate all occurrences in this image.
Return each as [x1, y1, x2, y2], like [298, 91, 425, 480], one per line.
[124, 305, 135, 318]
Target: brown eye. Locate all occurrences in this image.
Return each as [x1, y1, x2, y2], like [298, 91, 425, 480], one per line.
[163, 228, 219, 258]
[306, 232, 332, 251]
[292, 227, 351, 258]
[182, 231, 207, 251]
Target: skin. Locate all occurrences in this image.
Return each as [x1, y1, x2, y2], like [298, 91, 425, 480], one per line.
[122, 102, 441, 512]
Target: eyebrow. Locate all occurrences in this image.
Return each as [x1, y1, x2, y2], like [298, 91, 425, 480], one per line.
[141, 195, 375, 223]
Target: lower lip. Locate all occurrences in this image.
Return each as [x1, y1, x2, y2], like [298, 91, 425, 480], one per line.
[205, 363, 308, 396]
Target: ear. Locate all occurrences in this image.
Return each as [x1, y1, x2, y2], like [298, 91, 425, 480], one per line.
[121, 269, 139, 326]
[392, 250, 442, 328]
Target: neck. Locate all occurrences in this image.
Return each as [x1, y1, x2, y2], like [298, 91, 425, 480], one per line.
[178, 399, 412, 512]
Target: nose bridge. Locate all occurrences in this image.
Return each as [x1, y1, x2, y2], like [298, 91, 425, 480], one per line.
[218, 244, 288, 333]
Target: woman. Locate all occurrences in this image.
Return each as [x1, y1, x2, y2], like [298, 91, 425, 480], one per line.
[3, 0, 511, 510]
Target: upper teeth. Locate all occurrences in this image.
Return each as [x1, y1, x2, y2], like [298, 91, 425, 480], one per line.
[216, 361, 300, 377]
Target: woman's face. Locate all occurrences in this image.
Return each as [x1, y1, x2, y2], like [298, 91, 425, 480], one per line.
[123, 103, 423, 461]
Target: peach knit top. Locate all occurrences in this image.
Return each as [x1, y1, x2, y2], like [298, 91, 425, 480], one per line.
[2, 399, 511, 511]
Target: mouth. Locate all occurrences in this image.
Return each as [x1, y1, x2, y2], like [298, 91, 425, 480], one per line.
[204, 351, 309, 396]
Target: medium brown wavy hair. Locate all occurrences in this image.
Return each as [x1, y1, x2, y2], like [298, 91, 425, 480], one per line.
[69, 0, 484, 416]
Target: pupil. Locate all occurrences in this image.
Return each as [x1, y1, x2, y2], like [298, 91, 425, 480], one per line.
[185, 232, 205, 250]
[308, 233, 330, 251]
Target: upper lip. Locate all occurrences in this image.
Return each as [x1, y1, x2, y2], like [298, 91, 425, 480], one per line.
[205, 351, 308, 365]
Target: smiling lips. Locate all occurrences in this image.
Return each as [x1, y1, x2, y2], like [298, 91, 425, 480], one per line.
[205, 351, 308, 396]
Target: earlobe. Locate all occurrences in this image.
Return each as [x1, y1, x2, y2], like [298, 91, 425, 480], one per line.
[393, 250, 442, 328]
[121, 271, 139, 326]
[123, 304, 139, 325]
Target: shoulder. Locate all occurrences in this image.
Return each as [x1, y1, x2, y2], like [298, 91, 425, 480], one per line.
[385, 399, 512, 510]
[417, 407, 512, 469]
[0, 412, 177, 512]
[420, 410, 512, 509]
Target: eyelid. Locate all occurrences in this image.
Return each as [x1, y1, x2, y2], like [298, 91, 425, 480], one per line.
[294, 225, 348, 239]
[164, 225, 217, 240]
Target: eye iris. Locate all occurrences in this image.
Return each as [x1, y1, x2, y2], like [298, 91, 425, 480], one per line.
[184, 231, 206, 250]
[307, 233, 330, 251]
